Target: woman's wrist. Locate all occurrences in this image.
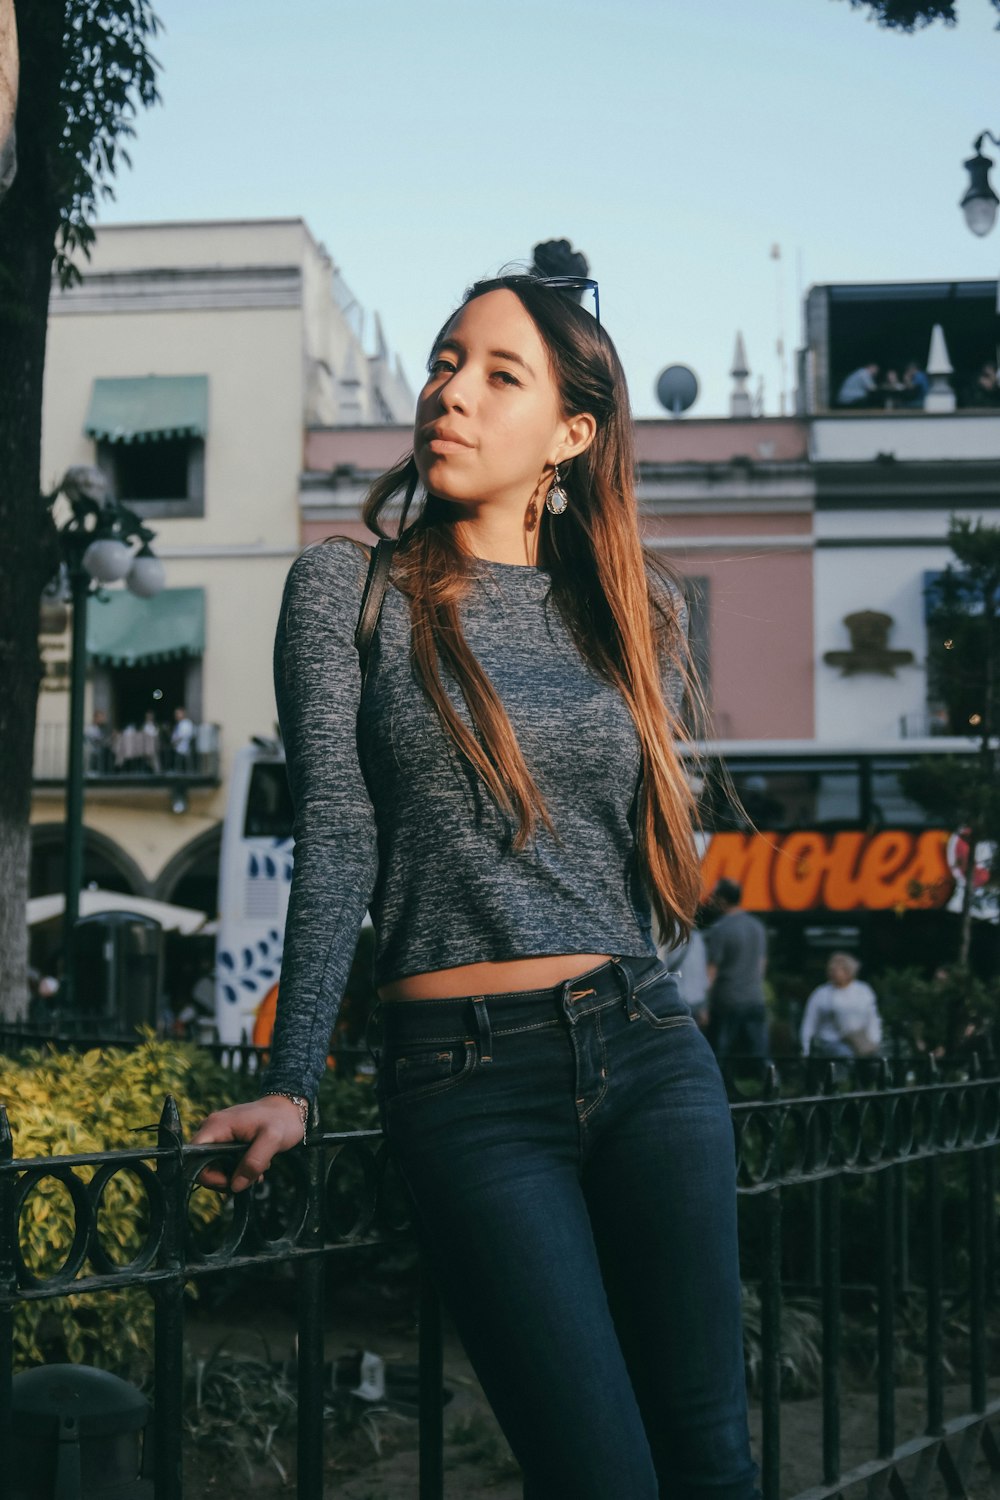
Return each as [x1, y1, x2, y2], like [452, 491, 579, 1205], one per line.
[260, 1090, 311, 1143]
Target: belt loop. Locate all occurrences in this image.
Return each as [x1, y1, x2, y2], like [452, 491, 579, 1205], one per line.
[611, 955, 640, 1021]
[472, 996, 493, 1063]
[364, 1001, 383, 1067]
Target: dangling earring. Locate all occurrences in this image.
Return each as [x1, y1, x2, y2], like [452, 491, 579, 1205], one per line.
[545, 463, 568, 516]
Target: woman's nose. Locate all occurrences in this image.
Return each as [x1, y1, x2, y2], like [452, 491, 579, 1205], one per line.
[437, 374, 471, 413]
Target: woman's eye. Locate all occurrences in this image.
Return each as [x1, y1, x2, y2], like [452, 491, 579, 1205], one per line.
[427, 358, 456, 376]
[491, 370, 520, 387]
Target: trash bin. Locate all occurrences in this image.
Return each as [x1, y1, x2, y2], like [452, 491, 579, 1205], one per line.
[10, 1363, 153, 1499]
[73, 911, 163, 1034]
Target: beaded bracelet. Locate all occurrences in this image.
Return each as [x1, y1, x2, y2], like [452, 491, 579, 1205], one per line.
[261, 1091, 310, 1144]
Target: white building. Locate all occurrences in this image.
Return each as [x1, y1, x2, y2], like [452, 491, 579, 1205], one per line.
[33, 217, 412, 930]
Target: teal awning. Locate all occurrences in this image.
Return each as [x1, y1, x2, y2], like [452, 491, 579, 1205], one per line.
[87, 588, 205, 667]
[83, 375, 208, 445]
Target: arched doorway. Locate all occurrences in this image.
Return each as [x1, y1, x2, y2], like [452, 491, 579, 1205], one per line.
[153, 826, 221, 1028]
[29, 823, 149, 985]
[30, 822, 149, 900]
[153, 826, 221, 917]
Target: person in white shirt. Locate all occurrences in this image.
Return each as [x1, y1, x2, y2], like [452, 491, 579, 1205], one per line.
[836, 363, 879, 408]
[799, 952, 882, 1059]
[171, 705, 196, 770]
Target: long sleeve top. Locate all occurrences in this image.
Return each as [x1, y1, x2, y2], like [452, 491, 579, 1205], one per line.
[799, 980, 883, 1056]
[262, 538, 687, 1098]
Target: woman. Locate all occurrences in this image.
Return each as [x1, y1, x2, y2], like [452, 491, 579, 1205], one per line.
[799, 952, 882, 1060]
[193, 274, 760, 1500]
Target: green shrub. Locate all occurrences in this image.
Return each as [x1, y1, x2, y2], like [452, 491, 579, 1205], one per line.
[1, 1037, 238, 1374]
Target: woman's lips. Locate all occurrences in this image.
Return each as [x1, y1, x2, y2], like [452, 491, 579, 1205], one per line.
[425, 436, 473, 453]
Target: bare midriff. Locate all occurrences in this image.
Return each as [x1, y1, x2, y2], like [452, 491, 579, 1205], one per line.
[377, 953, 613, 1002]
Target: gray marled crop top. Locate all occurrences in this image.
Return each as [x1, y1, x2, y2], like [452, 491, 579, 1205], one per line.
[262, 537, 685, 1098]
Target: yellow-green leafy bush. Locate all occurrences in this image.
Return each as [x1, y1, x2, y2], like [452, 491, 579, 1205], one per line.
[1, 1037, 237, 1373]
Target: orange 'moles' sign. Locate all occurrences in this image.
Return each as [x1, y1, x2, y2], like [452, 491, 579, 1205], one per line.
[699, 829, 954, 913]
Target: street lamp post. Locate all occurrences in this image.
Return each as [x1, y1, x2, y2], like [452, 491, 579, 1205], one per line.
[46, 466, 166, 1012]
[960, 132, 1000, 369]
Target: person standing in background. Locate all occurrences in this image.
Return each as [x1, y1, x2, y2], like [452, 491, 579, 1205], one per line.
[704, 878, 769, 1062]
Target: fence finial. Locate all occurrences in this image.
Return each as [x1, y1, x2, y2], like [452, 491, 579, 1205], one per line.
[0, 1102, 10, 1162]
[158, 1095, 183, 1151]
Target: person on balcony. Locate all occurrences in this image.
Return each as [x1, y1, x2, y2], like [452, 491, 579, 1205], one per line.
[192, 273, 761, 1500]
[836, 361, 880, 408]
[83, 708, 111, 774]
[170, 705, 195, 772]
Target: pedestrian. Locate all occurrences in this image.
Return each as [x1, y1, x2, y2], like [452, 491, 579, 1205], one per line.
[704, 878, 769, 1062]
[170, 705, 195, 771]
[191, 272, 761, 1500]
[799, 952, 882, 1060]
[657, 918, 711, 1027]
[836, 361, 880, 408]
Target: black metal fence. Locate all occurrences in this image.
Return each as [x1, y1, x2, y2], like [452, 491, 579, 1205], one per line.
[2, 1060, 1000, 1500]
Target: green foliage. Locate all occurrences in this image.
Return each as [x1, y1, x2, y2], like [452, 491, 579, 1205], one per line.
[1, 1037, 237, 1373]
[839, 0, 1000, 29]
[923, 518, 1000, 741]
[47, 1, 163, 287]
[877, 965, 1000, 1054]
[741, 1286, 823, 1398]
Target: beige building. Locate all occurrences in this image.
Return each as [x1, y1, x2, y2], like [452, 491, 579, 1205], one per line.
[33, 217, 412, 924]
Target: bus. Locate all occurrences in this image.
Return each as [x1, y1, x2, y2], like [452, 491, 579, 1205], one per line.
[214, 736, 990, 1043]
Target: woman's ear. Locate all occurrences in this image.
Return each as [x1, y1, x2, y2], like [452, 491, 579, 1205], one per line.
[558, 411, 597, 464]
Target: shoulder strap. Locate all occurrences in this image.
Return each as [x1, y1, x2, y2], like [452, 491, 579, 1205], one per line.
[355, 538, 397, 683]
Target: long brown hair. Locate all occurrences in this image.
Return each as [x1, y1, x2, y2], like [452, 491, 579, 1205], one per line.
[357, 273, 701, 946]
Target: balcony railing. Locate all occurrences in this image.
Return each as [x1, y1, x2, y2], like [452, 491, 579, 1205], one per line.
[2, 1056, 999, 1500]
[32, 721, 222, 786]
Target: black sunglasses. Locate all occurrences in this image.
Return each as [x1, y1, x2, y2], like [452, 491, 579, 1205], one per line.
[532, 275, 601, 326]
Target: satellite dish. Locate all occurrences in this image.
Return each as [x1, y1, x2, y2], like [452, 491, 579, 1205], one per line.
[656, 365, 699, 416]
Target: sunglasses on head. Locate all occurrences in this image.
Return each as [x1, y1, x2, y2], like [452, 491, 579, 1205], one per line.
[532, 275, 601, 326]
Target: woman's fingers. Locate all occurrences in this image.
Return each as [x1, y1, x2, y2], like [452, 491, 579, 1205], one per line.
[189, 1101, 305, 1194]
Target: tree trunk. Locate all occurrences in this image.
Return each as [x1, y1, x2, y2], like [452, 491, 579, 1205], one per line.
[0, 2, 64, 1019]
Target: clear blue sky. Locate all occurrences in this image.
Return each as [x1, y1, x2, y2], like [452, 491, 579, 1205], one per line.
[99, 0, 1000, 417]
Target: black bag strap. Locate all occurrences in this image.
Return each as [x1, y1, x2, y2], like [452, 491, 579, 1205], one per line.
[355, 538, 397, 684]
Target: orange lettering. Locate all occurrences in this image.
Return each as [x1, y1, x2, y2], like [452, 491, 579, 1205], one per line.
[771, 832, 829, 911]
[699, 832, 775, 911]
[822, 832, 867, 910]
[859, 831, 915, 908]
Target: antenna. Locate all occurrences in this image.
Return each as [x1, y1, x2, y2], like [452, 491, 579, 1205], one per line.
[770, 243, 787, 416]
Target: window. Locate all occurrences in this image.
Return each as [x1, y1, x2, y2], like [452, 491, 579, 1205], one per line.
[84, 375, 208, 518]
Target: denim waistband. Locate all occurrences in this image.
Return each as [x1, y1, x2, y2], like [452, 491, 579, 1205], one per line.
[377, 952, 665, 1048]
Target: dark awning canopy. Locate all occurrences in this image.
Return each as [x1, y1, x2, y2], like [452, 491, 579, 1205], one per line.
[84, 375, 208, 445]
[86, 588, 205, 667]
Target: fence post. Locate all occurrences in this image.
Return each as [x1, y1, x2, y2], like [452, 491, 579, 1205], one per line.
[418, 1256, 444, 1500]
[0, 1105, 14, 1500]
[153, 1095, 186, 1500]
[759, 1185, 782, 1500]
[969, 1060, 987, 1414]
[881, 1062, 893, 1458]
[820, 1171, 841, 1486]
[296, 1101, 325, 1499]
[925, 1148, 944, 1436]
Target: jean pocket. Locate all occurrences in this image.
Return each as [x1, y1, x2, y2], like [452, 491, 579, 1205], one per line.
[385, 1038, 478, 1106]
[633, 972, 696, 1031]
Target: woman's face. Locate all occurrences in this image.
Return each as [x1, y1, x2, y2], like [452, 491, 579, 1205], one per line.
[413, 288, 592, 515]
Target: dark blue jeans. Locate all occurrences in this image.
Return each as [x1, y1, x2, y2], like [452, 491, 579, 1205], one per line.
[376, 954, 761, 1500]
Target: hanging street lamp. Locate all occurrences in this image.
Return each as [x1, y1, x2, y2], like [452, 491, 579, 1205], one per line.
[960, 134, 1000, 239]
[44, 466, 166, 1012]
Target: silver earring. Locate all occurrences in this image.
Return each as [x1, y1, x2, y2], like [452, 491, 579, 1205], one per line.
[545, 464, 568, 516]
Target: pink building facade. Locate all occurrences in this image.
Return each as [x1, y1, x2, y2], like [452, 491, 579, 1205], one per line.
[300, 416, 815, 744]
